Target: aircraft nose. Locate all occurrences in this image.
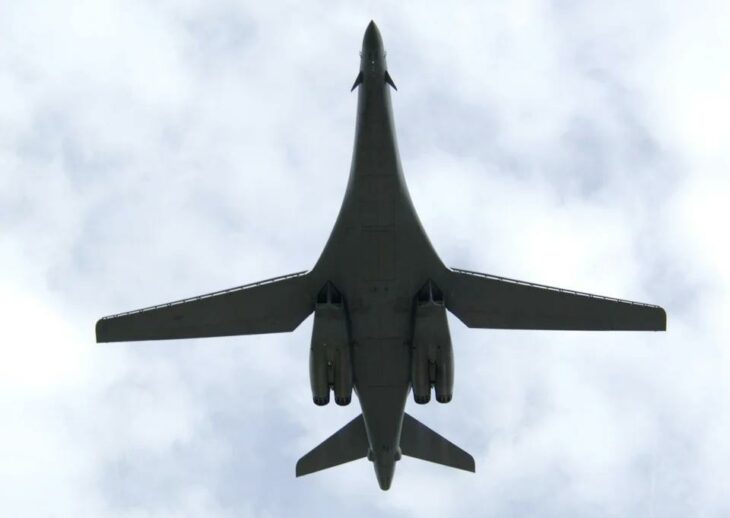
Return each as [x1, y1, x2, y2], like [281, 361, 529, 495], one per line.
[362, 20, 384, 53]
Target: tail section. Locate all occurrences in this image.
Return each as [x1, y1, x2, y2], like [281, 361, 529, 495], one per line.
[295, 412, 474, 483]
[400, 413, 475, 472]
[296, 414, 369, 477]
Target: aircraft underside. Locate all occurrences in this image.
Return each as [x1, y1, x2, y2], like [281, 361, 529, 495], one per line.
[95, 21, 666, 491]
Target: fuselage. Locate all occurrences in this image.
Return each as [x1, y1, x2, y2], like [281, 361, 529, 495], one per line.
[312, 21, 446, 490]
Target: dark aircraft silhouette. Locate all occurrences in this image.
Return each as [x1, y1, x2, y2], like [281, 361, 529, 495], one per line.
[96, 21, 666, 490]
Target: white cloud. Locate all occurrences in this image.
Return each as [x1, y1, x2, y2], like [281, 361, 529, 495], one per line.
[1, 0, 729, 516]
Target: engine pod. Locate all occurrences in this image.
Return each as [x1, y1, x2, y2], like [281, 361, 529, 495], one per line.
[310, 282, 354, 406]
[411, 280, 454, 404]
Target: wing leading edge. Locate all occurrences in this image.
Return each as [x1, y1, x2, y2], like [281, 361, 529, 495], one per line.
[96, 271, 314, 342]
[444, 268, 666, 331]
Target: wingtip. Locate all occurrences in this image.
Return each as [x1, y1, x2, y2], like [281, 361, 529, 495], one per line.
[658, 306, 668, 331]
[295, 460, 304, 478]
[95, 318, 107, 343]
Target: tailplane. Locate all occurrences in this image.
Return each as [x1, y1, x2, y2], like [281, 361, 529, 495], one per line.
[296, 414, 369, 477]
[400, 413, 475, 472]
[296, 412, 475, 478]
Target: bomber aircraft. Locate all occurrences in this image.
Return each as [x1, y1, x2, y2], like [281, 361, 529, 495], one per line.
[96, 21, 666, 490]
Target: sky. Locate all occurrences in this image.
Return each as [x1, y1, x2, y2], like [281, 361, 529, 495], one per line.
[1, 0, 729, 516]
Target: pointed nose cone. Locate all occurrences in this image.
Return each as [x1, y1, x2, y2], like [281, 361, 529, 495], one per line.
[374, 461, 395, 491]
[363, 20, 384, 53]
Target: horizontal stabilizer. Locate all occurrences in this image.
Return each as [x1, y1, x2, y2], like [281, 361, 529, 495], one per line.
[400, 413, 475, 472]
[296, 414, 369, 477]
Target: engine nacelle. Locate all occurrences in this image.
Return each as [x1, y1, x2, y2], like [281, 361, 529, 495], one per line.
[310, 282, 354, 406]
[411, 280, 454, 404]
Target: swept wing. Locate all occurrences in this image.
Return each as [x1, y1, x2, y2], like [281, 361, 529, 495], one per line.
[444, 268, 666, 331]
[96, 271, 313, 342]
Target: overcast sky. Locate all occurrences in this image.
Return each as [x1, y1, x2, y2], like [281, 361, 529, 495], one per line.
[2, 1, 729, 516]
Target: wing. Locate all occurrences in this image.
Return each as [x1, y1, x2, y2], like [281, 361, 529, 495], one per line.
[444, 268, 666, 331]
[96, 271, 314, 342]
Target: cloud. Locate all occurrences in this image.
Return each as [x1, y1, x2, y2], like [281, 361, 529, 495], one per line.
[2, 0, 729, 516]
